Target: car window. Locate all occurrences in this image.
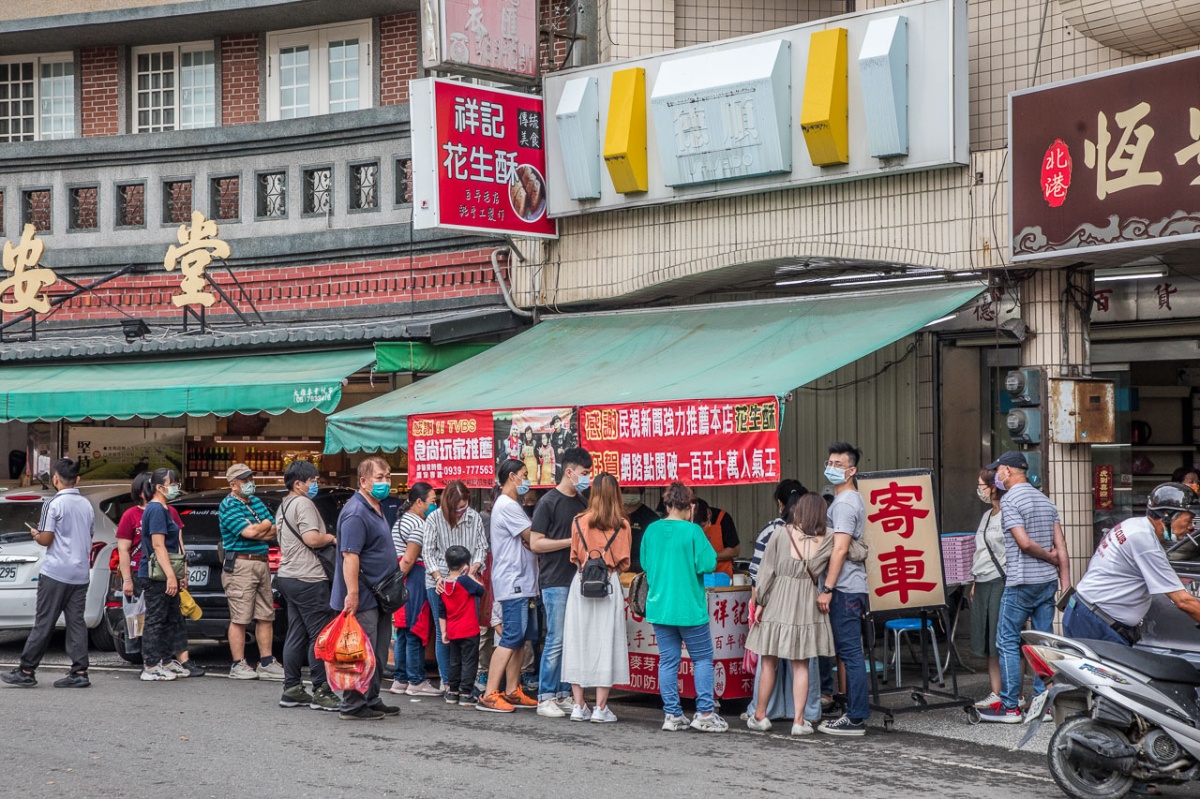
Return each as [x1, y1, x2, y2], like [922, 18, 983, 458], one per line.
[100, 496, 138, 525]
[0, 501, 44, 541]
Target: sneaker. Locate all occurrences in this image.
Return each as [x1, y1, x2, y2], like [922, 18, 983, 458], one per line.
[505, 687, 538, 709]
[977, 703, 1023, 724]
[662, 713, 691, 731]
[0, 668, 36, 688]
[817, 715, 867, 736]
[257, 661, 285, 682]
[746, 715, 772, 732]
[820, 694, 834, 709]
[521, 673, 540, 694]
[537, 698, 567, 718]
[974, 691, 1001, 709]
[181, 660, 205, 678]
[279, 684, 313, 708]
[474, 673, 488, 694]
[570, 703, 592, 722]
[444, 691, 460, 704]
[339, 706, 385, 721]
[370, 702, 401, 716]
[140, 664, 177, 682]
[389, 680, 409, 695]
[407, 680, 442, 697]
[164, 660, 189, 677]
[459, 694, 477, 707]
[309, 686, 341, 712]
[476, 691, 515, 713]
[228, 660, 258, 680]
[690, 712, 729, 733]
[554, 696, 574, 712]
[53, 672, 90, 689]
[791, 721, 814, 736]
[590, 706, 618, 724]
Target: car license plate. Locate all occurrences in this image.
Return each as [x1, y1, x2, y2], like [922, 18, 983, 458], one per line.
[0, 565, 17, 582]
[187, 566, 209, 587]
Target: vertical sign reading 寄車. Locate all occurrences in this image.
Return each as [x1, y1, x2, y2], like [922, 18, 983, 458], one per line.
[410, 78, 557, 238]
[858, 468, 946, 613]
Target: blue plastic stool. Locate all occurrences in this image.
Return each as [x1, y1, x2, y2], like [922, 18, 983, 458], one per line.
[882, 617, 944, 688]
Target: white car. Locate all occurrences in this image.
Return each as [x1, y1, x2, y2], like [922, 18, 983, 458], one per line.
[0, 483, 134, 650]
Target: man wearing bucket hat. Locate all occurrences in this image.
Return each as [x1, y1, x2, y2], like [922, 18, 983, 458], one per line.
[977, 451, 1071, 723]
[218, 462, 281, 681]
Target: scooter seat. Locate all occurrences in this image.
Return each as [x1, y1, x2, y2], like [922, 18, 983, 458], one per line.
[1081, 639, 1200, 685]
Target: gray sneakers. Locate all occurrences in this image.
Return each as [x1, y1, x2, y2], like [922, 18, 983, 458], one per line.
[662, 713, 690, 731]
[228, 660, 258, 680]
[256, 661, 285, 682]
[690, 712, 729, 733]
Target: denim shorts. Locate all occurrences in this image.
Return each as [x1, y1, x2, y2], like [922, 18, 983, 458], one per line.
[497, 596, 539, 649]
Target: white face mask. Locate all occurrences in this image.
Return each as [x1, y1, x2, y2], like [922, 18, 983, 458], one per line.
[976, 487, 991, 503]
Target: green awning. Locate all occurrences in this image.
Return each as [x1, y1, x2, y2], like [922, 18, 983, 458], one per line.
[374, 342, 495, 373]
[0, 349, 376, 422]
[325, 285, 982, 454]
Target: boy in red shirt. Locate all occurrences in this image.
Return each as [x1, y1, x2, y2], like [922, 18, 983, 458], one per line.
[439, 545, 485, 706]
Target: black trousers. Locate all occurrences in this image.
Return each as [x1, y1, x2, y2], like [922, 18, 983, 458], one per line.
[446, 633, 480, 695]
[276, 576, 336, 690]
[142, 578, 187, 666]
[19, 573, 88, 674]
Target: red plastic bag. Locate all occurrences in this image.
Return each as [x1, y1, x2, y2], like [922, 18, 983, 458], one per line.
[327, 633, 376, 694]
[315, 610, 367, 664]
[742, 600, 759, 675]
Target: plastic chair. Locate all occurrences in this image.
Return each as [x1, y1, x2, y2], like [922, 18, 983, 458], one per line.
[881, 617, 944, 688]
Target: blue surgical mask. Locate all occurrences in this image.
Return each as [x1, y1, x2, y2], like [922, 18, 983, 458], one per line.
[575, 474, 591, 492]
[307, 482, 319, 499]
[425, 502, 438, 518]
[516, 478, 531, 496]
[370, 482, 391, 500]
[824, 466, 847, 486]
[241, 481, 256, 497]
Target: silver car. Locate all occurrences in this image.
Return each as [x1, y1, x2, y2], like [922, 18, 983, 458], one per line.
[0, 484, 134, 650]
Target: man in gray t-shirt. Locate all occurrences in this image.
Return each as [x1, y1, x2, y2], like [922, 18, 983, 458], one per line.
[3, 459, 95, 689]
[815, 442, 870, 736]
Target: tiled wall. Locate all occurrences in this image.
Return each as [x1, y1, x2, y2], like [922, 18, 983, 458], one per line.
[674, 0, 846, 48]
[597, 0, 676, 60]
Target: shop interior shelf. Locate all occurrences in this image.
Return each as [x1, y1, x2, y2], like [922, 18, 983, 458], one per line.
[1130, 445, 1197, 451]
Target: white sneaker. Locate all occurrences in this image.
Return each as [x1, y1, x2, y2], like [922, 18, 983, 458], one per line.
[746, 715, 772, 732]
[256, 661, 285, 682]
[690, 712, 729, 733]
[536, 699, 566, 718]
[229, 660, 259, 680]
[570, 703, 592, 722]
[974, 691, 1001, 709]
[554, 696, 575, 713]
[590, 705, 618, 723]
[791, 721, 814, 736]
[389, 680, 409, 695]
[405, 680, 442, 697]
[662, 713, 690, 731]
[163, 660, 189, 676]
[140, 664, 177, 682]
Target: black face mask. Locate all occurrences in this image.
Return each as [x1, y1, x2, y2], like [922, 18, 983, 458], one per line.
[523, 504, 535, 519]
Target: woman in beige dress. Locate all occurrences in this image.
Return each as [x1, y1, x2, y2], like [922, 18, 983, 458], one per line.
[745, 492, 835, 735]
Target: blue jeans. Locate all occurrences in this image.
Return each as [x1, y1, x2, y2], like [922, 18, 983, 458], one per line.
[819, 656, 834, 697]
[829, 590, 870, 722]
[997, 580, 1057, 709]
[426, 588, 450, 686]
[654, 623, 715, 717]
[392, 627, 427, 685]
[537, 586, 571, 701]
[1062, 599, 1128, 647]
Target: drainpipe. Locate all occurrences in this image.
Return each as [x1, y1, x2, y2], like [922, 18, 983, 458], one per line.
[491, 246, 533, 319]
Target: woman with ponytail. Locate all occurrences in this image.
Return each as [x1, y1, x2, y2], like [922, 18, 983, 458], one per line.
[389, 482, 441, 696]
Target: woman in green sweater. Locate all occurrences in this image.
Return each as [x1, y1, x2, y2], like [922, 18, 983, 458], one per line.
[640, 481, 725, 733]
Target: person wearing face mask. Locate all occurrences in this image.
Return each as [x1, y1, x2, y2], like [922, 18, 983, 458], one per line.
[218, 462, 281, 681]
[138, 468, 190, 683]
[969, 468, 1007, 709]
[530, 447, 593, 717]
[390, 481, 442, 697]
[422, 480, 489, 696]
[623, 487, 660, 573]
[274, 459, 340, 711]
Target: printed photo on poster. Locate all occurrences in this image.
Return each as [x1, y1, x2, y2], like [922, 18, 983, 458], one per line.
[67, 426, 185, 481]
[494, 407, 577, 487]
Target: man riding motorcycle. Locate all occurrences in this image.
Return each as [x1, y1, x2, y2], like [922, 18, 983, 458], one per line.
[1064, 482, 1200, 647]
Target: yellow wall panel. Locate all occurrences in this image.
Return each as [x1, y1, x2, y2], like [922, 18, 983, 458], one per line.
[800, 27, 849, 166]
[604, 67, 649, 193]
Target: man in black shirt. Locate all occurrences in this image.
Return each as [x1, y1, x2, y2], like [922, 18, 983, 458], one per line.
[530, 447, 592, 718]
[549, 415, 577, 483]
[623, 487, 660, 573]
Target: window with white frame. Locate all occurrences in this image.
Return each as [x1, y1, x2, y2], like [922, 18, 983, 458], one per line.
[132, 43, 215, 133]
[0, 54, 74, 142]
[267, 21, 371, 121]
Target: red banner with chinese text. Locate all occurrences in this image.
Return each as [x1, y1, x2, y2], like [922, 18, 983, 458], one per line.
[577, 396, 782, 487]
[408, 411, 497, 489]
[859, 469, 946, 613]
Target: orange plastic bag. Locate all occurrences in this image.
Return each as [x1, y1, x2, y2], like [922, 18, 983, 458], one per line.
[315, 610, 368, 664]
[326, 634, 376, 694]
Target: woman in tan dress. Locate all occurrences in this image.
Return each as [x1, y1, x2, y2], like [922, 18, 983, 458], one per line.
[745, 492, 835, 735]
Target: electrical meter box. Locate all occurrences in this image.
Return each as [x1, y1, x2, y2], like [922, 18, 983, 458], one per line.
[1006, 408, 1042, 444]
[1005, 368, 1042, 406]
[1048, 379, 1116, 444]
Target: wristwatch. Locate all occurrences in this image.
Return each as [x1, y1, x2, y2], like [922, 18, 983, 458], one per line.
[820, 585, 834, 595]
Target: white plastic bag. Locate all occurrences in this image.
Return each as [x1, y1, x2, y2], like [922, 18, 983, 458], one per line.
[123, 592, 146, 639]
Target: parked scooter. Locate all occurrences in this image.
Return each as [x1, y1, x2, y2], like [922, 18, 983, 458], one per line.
[1016, 630, 1200, 799]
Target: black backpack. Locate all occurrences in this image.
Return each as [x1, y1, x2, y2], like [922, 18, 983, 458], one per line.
[575, 517, 620, 599]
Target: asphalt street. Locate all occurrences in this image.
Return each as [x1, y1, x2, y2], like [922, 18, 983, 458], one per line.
[0, 635, 1193, 799]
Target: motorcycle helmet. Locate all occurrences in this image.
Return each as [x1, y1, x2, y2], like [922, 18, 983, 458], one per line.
[1146, 482, 1199, 530]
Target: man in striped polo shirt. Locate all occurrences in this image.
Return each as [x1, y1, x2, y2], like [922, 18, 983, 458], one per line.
[979, 451, 1072, 723]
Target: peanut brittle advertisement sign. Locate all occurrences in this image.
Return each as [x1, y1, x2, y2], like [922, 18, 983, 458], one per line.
[411, 78, 557, 238]
[858, 468, 946, 612]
